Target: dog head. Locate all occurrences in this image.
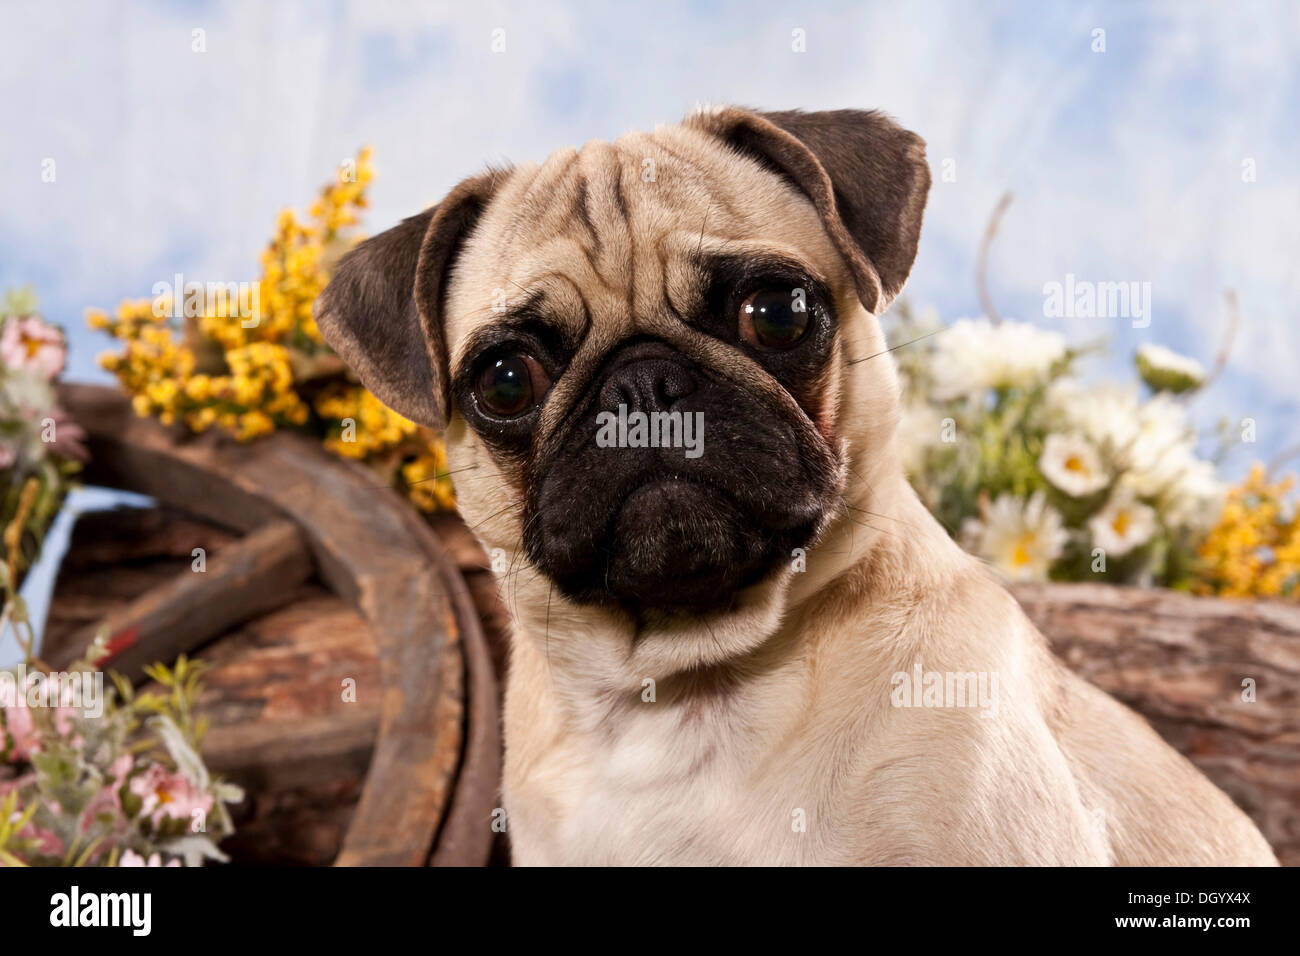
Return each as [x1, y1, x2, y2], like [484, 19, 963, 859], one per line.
[317, 107, 929, 644]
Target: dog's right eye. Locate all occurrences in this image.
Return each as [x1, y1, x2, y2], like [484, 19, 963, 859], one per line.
[738, 288, 811, 350]
[474, 353, 552, 418]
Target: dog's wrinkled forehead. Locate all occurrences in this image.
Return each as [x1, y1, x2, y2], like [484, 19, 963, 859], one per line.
[443, 125, 845, 370]
[313, 108, 929, 434]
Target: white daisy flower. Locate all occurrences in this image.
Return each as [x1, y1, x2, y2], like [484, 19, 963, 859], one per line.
[1089, 491, 1158, 558]
[1121, 451, 1223, 531]
[1038, 433, 1109, 498]
[930, 318, 1067, 401]
[1046, 380, 1141, 455]
[1116, 396, 1215, 516]
[960, 491, 1069, 582]
[1128, 393, 1196, 473]
[1044, 375, 1222, 534]
[1166, 457, 1225, 530]
[1135, 343, 1206, 395]
[1052, 383, 1199, 474]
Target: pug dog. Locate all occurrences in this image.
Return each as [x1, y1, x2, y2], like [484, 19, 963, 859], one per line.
[315, 107, 1277, 866]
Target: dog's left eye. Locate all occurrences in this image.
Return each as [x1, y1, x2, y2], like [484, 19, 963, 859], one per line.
[738, 288, 810, 350]
[474, 353, 552, 417]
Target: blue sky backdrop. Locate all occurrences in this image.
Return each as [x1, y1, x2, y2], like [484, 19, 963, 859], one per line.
[1, 0, 1298, 656]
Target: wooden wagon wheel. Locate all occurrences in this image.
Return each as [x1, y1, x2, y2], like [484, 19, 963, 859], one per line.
[49, 384, 501, 867]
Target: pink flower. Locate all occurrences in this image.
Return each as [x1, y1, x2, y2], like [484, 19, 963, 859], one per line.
[52, 705, 82, 740]
[120, 849, 181, 867]
[0, 705, 37, 763]
[44, 406, 89, 462]
[1, 797, 64, 861]
[0, 774, 65, 861]
[21, 822, 64, 858]
[109, 753, 133, 783]
[1, 316, 66, 380]
[0, 441, 13, 469]
[1, 701, 88, 764]
[80, 754, 134, 834]
[129, 763, 213, 830]
[0, 773, 33, 800]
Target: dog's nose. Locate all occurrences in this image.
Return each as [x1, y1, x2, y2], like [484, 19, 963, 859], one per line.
[600, 357, 696, 415]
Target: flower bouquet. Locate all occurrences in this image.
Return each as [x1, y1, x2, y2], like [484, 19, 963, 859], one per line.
[2, 288, 241, 868]
[0, 644, 242, 867]
[888, 303, 1224, 587]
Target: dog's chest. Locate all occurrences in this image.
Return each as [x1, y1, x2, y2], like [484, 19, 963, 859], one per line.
[504, 701, 812, 866]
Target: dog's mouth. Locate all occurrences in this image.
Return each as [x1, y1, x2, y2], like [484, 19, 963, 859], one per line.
[531, 471, 826, 615]
[521, 342, 839, 616]
[611, 476, 812, 612]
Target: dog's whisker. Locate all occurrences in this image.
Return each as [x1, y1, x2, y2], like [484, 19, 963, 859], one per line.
[846, 327, 944, 365]
[845, 503, 915, 528]
[501, 510, 546, 623]
[544, 580, 554, 675]
[467, 502, 517, 532]
[695, 205, 710, 257]
[835, 496, 902, 540]
[402, 463, 482, 486]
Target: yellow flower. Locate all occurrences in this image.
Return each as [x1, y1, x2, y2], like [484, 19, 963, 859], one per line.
[187, 407, 218, 432]
[184, 375, 213, 403]
[403, 439, 457, 512]
[1197, 464, 1300, 599]
[83, 149, 446, 508]
[145, 379, 180, 410]
[236, 411, 275, 441]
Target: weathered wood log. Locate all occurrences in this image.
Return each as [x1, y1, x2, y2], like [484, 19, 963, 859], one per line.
[1013, 582, 1300, 866]
[58, 383, 460, 866]
[55, 383, 501, 867]
[42, 506, 239, 661]
[418, 513, 512, 865]
[53, 505, 238, 569]
[196, 589, 383, 866]
[426, 512, 512, 689]
[46, 519, 313, 680]
[47, 506, 381, 866]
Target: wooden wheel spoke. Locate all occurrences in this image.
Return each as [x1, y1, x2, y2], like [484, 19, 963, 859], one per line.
[56, 384, 500, 867]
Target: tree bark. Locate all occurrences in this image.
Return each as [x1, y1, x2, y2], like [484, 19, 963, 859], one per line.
[1013, 582, 1300, 866]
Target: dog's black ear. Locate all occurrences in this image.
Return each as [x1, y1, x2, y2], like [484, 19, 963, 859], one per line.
[315, 171, 506, 429]
[688, 107, 930, 312]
